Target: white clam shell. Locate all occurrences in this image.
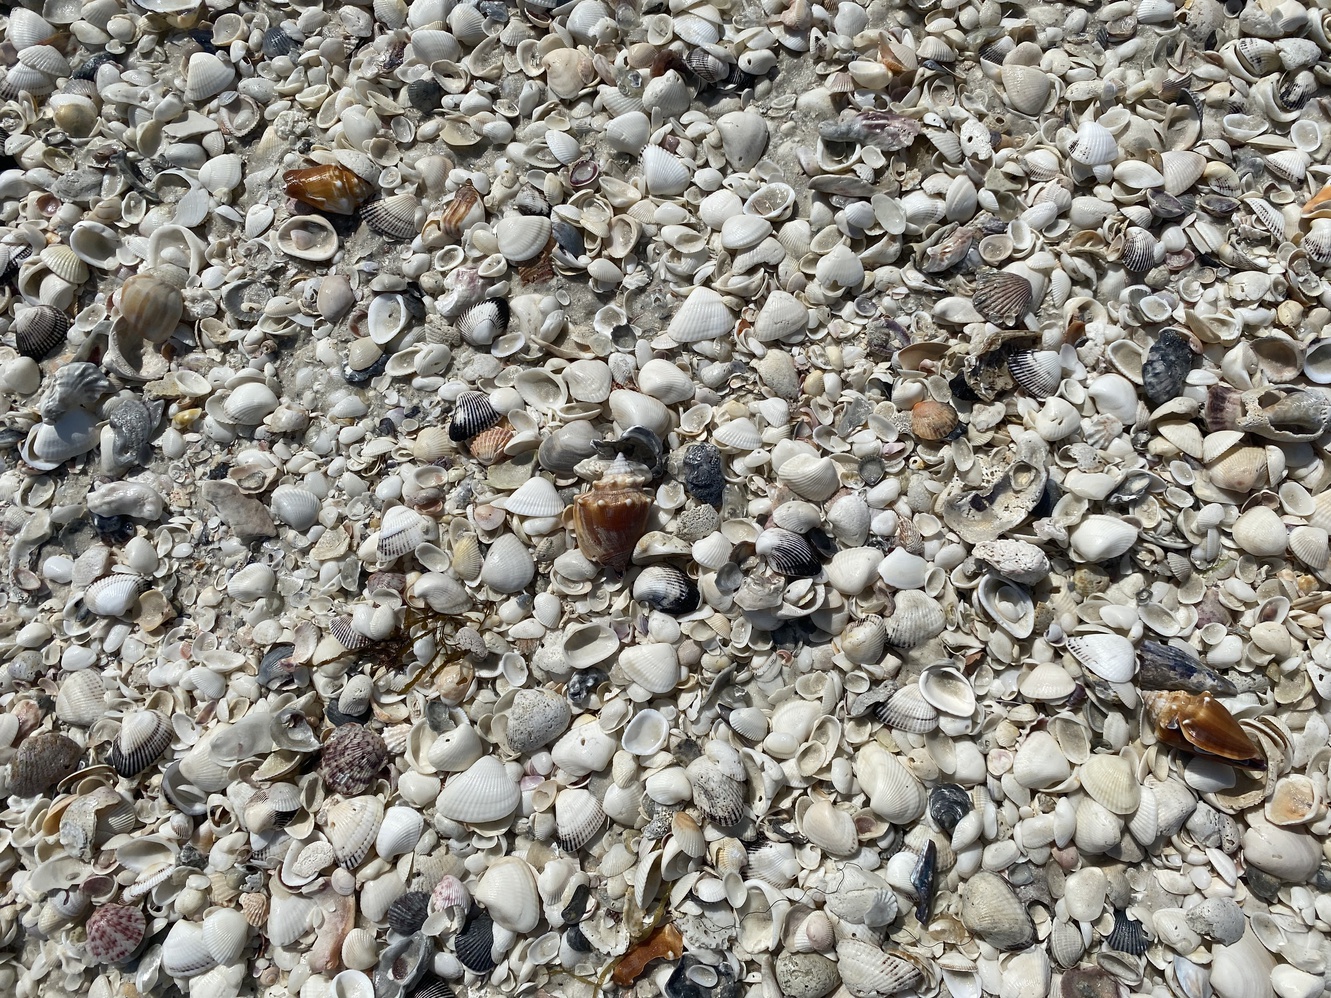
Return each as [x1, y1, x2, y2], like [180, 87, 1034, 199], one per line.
[201, 908, 249, 965]
[495, 213, 551, 263]
[637, 358, 695, 404]
[161, 919, 217, 978]
[621, 708, 671, 755]
[667, 286, 733, 344]
[777, 453, 840, 502]
[223, 382, 280, 424]
[183, 52, 234, 102]
[84, 573, 147, 617]
[496, 476, 564, 517]
[275, 215, 340, 262]
[474, 856, 541, 932]
[436, 755, 519, 823]
[618, 643, 682, 694]
[754, 290, 809, 342]
[270, 485, 322, 531]
[1064, 632, 1137, 683]
[375, 806, 424, 860]
[479, 534, 536, 593]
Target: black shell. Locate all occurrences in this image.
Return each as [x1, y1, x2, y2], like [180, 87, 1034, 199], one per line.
[455, 907, 497, 972]
[72, 52, 117, 82]
[387, 891, 432, 936]
[107, 714, 172, 779]
[258, 644, 297, 688]
[564, 923, 593, 953]
[448, 390, 502, 443]
[595, 425, 665, 479]
[407, 78, 443, 112]
[14, 304, 69, 360]
[455, 299, 510, 350]
[410, 974, 455, 998]
[1137, 640, 1237, 696]
[682, 442, 724, 507]
[756, 528, 821, 578]
[566, 668, 607, 707]
[1106, 909, 1149, 955]
[632, 565, 700, 615]
[262, 27, 295, 58]
[1143, 328, 1193, 406]
[560, 882, 591, 924]
[362, 195, 422, 240]
[912, 840, 937, 923]
[929, 784, 971, 833]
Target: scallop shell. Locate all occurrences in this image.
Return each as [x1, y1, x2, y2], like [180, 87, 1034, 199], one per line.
[84, 573, 148, 617]
[319, 724, 388, 796]
[882, 591, 945, 648]
[972, 269, 1033, 325]
[1001, 63, 1052, 115]
[777, 453, 840, 501]
[10, 731, 82, 798]
[325, 795, 385, 868]
[631, 564, 699, 614]
[618, 643, 682, 694]
[835, 939, 923, 998]
[910, 400, 960, 441]
[449, 390, 502, 441]
[667, 286, 734, 344]
[1064, 632, 1137, 683]
[1081, 754, 1140, 814]
[183, 52, 234, 102]
[362, 193, 421, 239]
[641, 144, 692, 196]
[85, 904, 147, 965]
[1006, 350, 1061, 399]
[109, 710, 172, 778]
[495, 213, 551, 263]
[1067, 120, 1117, 166]
[555, 787, 605, 850]
[755, 528, 821, 577]
[14, 304, 69, 359]
[436, 755, 520, 823]
[55, 669, 106, 727]
[378, 505, 426, 560]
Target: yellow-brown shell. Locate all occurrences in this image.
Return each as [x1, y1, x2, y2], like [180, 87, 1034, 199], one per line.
[1143, 691, 1265, 770]
[573, 473, 652, 571]
[283, 164, 374, 215]
[911, 400, 960, 442]
[117, 272, 184, 345]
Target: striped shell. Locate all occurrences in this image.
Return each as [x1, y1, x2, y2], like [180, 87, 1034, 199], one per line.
[108, 710, 172, 778]
[972, 269, 1033, 326]
[362, 193, 422, 239]
[448, 390, 502, 442]
[319, 723, 388, 795]
[14, 304, 69, 359]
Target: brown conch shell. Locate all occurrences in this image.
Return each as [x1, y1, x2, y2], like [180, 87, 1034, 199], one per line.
[283, 164, 374, 215]
[1143, 691, 1265, 770]
[573, 456, 652, 571]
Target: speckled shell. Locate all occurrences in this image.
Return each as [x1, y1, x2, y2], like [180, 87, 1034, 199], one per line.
[319, 723, 388, 795]
[10, 731, 82, 797]
[85, 904, 147, 964]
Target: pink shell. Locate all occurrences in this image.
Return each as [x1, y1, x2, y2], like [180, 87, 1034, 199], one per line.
[85, 904, 146, 964]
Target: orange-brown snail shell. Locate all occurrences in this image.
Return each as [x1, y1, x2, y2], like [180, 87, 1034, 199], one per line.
[283, 164, 374, 215]
[573, 464, 652, 572]
[1143, 691, 1265, 770]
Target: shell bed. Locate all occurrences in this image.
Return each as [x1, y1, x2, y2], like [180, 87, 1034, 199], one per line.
[0, 1, 1330, 998]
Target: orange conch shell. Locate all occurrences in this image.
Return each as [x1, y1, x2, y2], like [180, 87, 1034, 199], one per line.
[612, 923, 683, 987]
[1143, 691, 1265, 770]
[573, 457, 652, 571]
[283, 164, 374, 215]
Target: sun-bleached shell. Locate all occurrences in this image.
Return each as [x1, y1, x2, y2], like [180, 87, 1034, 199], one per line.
[436, 756, 519, 823]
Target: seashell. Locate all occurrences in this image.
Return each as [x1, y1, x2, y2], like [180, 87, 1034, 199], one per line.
[1143, 691, 1264, 769]
[362, 194, 422, 239]
[497, 477, 564, 518]
[1006, 350, 1061, 399]
[1067, 119, 1117, 166]
[667, 286, 733, 344]
[85, 904, 147, 965]
[1064, 632, 1136, 683]
[1137, 641, 1236, 696]
[910, 400, 959, 442]
[1106, 910, 1150, 956]
[632, 564, 699, 614]
[1068, 515, 1139, 561]
[375, 809, 420, 862]
[960, 871, 1035, 950]
[56, 670, 106, 727]
[456, 298, 510, 347]
[687, 757, 745, 825]
[223, 382, 280, 424]
[882, 591, 945, 648]
[474, 856, 541, 933]
[495, 213, 551, 263]
[573, 458, 653, 571]
[876, 685, 938, 733]
[271, 486, 322, 531]
[385, 893, 430, 937]
[116, 272, 184, 344]
[641, 144, 692, 196]
[756, 528, 821, 578]
[183, 52, 234, 102]
[14, 304, 69, 360]
[325, 795, 385, 868]
[6, 9, 56, 50]
[1119, 226, 1161, 273]
[835, 939, 922, 998]
[284, 164, 375, 215]
[84, 573, 148, 617]
[455, 907, 497, 972]
[1001, 63, 1052, 116]
[972, 269, 1032, 326]
[683, 443, 724, 507]
[109, 710, 172, 778]
[378, 505, 426, 559]
[1081, 755, 1141, 814]
[275, 214, 339, 262]
[856, 743, 925, 824]
[436, 755, 520, 823]
[801, 799, 858, 857]
[1142, 328, 1193, 406]
[479, 533, 536, 593]
[918, 666, 977, 717]
[449, 390, 502, 441]
[555, 787, 605, 850]
[618, 643, 682, 695]
[622, 708, 671, 755]
[319, 724, 388, 795]
[202, 908, 249, 965]
[777, 453, 840, 502]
